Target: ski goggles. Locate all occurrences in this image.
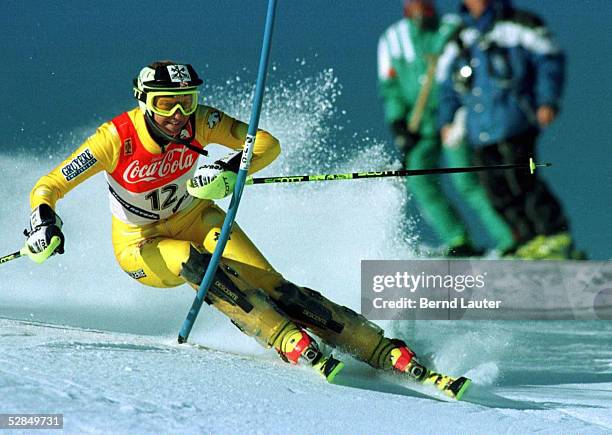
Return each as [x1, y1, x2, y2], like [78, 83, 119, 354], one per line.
[144, 89, 199, 117]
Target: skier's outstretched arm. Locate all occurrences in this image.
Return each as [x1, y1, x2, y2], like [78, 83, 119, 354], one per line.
[26, 124, 119, 261]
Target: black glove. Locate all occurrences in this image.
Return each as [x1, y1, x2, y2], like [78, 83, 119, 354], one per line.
[391, 120, 421, 156]
[24, 204, 65, 259]
[215, 150, 242, 173]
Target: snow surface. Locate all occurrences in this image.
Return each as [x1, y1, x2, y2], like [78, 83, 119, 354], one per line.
[1, 318, 611, 434]
[1, 71, 611, 434]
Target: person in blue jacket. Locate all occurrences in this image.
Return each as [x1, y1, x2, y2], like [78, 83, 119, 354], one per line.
[437, 0, 578, 259]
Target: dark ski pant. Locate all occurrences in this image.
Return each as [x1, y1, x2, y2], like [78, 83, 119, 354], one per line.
[471, 129, 569, 244]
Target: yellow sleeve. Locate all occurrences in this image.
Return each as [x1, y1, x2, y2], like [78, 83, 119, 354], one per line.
[195, 106, 280, 174]
[30, 121, 121, 210]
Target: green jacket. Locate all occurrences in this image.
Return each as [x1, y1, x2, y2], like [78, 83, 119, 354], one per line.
[377, 14, 460, 138]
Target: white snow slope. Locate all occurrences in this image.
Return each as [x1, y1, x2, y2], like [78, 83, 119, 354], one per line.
[1, 318, 611, 434]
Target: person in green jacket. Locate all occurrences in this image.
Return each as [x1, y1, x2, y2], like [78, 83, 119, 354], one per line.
[377, 0, 515, 255]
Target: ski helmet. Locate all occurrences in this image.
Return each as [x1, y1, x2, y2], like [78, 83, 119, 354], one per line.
[133, 61, 203, 116]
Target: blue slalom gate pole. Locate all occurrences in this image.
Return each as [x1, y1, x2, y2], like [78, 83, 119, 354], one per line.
[178, 0, 278, 343]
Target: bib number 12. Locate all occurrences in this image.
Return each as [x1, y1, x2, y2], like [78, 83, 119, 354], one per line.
[144, 184, 178, 211]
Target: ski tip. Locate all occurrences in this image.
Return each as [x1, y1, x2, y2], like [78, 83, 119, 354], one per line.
[315, 355, 345, 383]
[326, 360, 345, 383]
[448, 376, 472, 401]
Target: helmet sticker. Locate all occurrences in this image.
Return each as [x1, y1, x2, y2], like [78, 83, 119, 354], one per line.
[167, 65, 192, 83]
[139, 67, 156, 83]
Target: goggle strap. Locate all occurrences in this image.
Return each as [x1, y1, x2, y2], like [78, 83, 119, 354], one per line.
[134, 87, 147, 104]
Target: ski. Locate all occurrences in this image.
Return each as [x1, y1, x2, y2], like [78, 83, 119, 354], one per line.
[313, 354, 345, 383]
[395, 354, 472, 400]
[419, 370, 472, 400]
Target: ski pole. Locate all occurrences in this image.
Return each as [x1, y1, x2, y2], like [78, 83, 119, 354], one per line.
[246, 158, 549, 185]
[0, 236, 62, 265]
[0, 248, 26, 265]
[178, 0, 278, 344]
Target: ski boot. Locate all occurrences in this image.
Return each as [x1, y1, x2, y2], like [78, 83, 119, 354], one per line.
[276, 327, 344, 383]
[390, 345, 471, 400]
[446, 243, 485, 258]
[514, 232, 573, 260]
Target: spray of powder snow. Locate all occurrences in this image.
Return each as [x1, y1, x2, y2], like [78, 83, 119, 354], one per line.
[200, 66, 425, 306]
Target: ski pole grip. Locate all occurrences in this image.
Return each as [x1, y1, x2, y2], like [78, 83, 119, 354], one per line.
[21, 235, 61, 264]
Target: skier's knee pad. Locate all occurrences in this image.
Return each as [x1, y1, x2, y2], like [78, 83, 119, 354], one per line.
[180, 245, 254, 313]
[179, 244, 212, 286]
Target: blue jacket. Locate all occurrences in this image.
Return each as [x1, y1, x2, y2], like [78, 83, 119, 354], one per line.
[437, 0, 565, 146]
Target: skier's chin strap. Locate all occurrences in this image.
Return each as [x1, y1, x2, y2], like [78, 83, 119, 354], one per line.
[144, 112, 208, 157]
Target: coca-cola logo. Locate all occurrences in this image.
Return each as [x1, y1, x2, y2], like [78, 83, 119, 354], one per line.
[123, 147, 195, 184]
